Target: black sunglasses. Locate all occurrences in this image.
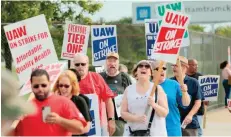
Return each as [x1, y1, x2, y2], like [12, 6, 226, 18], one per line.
[138, 64, 150, 69]
[75, 63, 86, 67]
[58, 84, 70, 88]
[154, 67, 167, 71]
[33, 84, 47, 89]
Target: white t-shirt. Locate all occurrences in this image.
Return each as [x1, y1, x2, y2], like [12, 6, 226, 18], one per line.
[125, 82, 167, 136]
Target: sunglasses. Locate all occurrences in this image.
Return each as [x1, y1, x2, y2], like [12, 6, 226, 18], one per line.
[171, 64, 178, 67]
[58, 84, 70, 88]
[154, 67, 167, 71]
[138, 64, 150, 69]
[75, 63, 86, 67]
[33, 84, 47, 89]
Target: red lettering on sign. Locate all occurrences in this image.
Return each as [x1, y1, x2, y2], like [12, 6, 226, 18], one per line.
[154, 27, 185, 54]
[5, 25, 27, 41]
[67, 33, 85, 44]
[165, 12, 188, 27]
[67, 43, 83, 53]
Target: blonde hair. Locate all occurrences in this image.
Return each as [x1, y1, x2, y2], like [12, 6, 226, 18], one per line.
[53, 70, 80, 95]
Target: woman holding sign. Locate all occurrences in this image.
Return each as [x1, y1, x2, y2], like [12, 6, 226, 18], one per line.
[220, 61, 231, 108]
[53, 70, 91, 136]
[152, 60, 191, 136]
[121, 60, 168, 136]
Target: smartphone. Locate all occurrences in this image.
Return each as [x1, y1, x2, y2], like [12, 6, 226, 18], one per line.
[42, 106, 51, 122]
[181, 121, 187, 129]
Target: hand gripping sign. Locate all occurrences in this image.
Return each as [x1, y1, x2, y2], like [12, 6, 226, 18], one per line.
[91, 25, 118, 66]
[3, 14, 58, 82]
[155, 1, 190, 47]
[151, 9, 190, 64]
[61, 23, 90, 59]
[145, 10, 190, 116]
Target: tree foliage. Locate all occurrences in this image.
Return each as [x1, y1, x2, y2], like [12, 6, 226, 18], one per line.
[188, 25, 205, 32]
[215, 25, 231, 38]
[1, 1, 103, 69]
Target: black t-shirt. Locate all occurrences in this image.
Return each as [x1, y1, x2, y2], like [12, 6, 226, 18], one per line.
[188, 72, 202, 80]
[71, 94, 91, 137]
[171, 76, 202, 129]
[71, 94, 92, 121]
[100, 72, 132, 120]
[187, 72, 205, 115]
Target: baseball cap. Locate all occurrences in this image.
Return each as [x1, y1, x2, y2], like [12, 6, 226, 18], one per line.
[106, 52, 119, 59]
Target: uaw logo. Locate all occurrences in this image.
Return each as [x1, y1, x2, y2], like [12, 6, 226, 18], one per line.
[87, 99, 96, 136]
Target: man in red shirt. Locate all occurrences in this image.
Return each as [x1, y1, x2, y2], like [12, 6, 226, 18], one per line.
[15, 69, 87, 136]
[73, 53, 116, 136]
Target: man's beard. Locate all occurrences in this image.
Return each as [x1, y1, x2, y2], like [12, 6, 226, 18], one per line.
[107, 67, 117, 75]
[34, 91, 49, 101]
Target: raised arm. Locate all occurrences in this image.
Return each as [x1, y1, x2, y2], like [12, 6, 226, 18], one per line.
[148, 85, 169, 117]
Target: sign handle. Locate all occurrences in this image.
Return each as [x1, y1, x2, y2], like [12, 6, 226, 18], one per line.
[11, 93, 35, 128]
[176, 59, 186, 92]
[145, 60, 164, 115]
[203, 104, 207, 129]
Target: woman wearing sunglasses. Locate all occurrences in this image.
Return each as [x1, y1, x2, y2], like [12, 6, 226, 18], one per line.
[121, 60, 168, 136]
[53, 70, 91, 136]
[152, 60, 191, 136]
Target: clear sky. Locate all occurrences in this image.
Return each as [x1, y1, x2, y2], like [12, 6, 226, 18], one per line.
[89, 0, 231, 32]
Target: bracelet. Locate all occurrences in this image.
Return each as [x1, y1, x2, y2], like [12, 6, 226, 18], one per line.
[108, 117, 115, 121]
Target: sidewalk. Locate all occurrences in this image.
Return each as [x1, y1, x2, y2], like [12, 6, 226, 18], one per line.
[203, 107, 231, 136]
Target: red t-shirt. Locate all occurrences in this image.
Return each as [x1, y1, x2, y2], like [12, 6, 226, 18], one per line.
[79, 72, 114, 126]
[15, 95, 87, 136]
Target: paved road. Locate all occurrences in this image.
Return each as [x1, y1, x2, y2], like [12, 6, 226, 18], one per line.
[203, 107, 231, 136]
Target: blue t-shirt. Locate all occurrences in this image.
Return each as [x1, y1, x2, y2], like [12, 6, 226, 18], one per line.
[160, 78, 183, 136]
[171, 75, 202, 129]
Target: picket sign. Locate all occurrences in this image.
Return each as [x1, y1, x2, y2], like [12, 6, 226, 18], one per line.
[85, 94, 101, 136]
[3, 14, 58, 82]
[155, 1, 190, 47]
[144, 19, 159, 59]
[91, 25, 118, 66]
[61, 23, 90, 60]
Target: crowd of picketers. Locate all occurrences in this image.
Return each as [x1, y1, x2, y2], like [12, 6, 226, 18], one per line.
[2, 52, 231, 136]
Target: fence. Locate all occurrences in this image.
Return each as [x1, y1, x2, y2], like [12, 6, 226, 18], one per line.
[178, 31, 231, 110]
[1, 24, 231, 109]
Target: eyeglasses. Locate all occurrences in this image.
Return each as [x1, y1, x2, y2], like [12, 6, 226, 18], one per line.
[154, 67, 167, 71]
[75, 63, 86, 67]
[33, 84, 47, 89]
[58, 84, 70, 88]
[138, 64, 150, 69]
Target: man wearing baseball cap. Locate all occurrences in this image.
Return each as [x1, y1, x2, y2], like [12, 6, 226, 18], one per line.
[100, 52, 132, 136]
[170, 56, 202, 136]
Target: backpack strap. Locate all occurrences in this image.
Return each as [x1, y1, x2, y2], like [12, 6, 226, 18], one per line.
[147, 87, 158, 130]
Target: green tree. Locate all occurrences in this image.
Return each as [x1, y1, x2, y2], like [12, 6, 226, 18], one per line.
[1, 1, 102, 70]
[188, 25, 205, 32]
[215, 26, 231, 38]
[100, 17, 145, 71]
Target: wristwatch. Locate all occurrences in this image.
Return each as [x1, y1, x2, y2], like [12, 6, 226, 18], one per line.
[108, 117, 115, 121]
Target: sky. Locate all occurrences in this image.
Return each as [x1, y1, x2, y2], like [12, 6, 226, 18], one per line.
[89, 0, 231, 32]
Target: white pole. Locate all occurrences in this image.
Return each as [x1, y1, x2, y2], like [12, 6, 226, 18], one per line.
[228, 46, 230, 63]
